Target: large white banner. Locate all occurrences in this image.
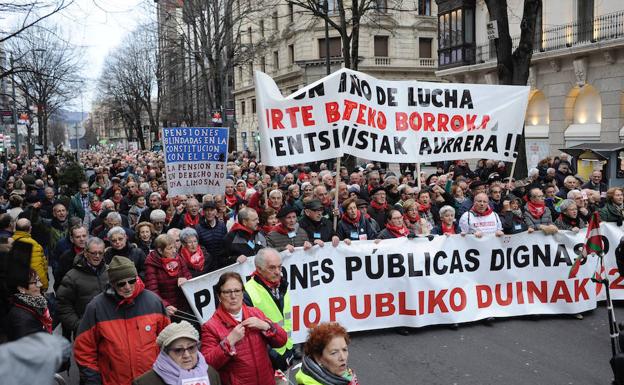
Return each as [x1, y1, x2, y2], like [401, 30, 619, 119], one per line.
[163, 127, 229, 197]
[254, 69, 530, 166]
[182, 224, 624, 343]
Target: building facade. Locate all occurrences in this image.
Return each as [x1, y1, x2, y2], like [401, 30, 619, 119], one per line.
[233, 0, 439, 152]
[435, 0, 624, 168]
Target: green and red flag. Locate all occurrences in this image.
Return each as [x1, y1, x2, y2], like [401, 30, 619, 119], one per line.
[569, 211, 603, 279]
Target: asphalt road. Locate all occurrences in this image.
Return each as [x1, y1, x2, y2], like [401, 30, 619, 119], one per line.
[60, 303, 624, 385]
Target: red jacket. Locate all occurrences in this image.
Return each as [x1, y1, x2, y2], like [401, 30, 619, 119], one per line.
[74, 279, 170, 385]
[201, 305, 287, 385]
[144, 250, 192, 310]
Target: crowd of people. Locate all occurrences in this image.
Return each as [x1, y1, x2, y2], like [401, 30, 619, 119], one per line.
[0, 145, 617, 385]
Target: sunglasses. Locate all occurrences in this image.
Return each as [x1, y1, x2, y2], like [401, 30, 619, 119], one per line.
[115, 278, 137, 288]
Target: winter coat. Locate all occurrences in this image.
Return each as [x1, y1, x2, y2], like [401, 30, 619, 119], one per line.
[222, 224, 266, 265]
[70, 192, 94, 220]
[367, 206, 389, 229]
[299, 215, 335, 242]
[266, 225, 309, 252]
[12, 230, 48, 291]
[180, 245, 216, 277]
[56, 256, 109, 336]
[74, 281, 170, 385]
[200, 305, 287, 385]
[555, 215, 586, 231]
[132, 366, 222, 385]
[104, 243, 146, 279]
[459, 210, 503, 235]
[337, 215, 377, 241]
[55, 247, 80, 291]
[6, 296, 50, 341]
[600, 203, 624, 226]
[524, 204, 554, 229]
[195, 218, 227, 263]
[502, 212, 529, 234]
[144, 250, 192, 310]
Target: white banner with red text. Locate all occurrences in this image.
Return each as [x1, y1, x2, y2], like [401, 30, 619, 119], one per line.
[254, 69, 530, 166]
[182, 224, 624, 343]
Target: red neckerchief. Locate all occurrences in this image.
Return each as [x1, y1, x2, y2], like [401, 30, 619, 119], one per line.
[342, 210, 361, 226]
[117, 276, 145, 308]
[322, 197, 332, 208]
[403, 212, 421, 226]
[370, 200, 388, 211]
[261, 224, 278, 234]
[558, 213, 579, 227]
[417, 203, 431, 213]
[367, 184, 375, 193]
[230, 222, 255, 239]
[184, 212, 200, 227]
[385, 223, 410, 237]
[471, 204, 494, 217]
[180, 246, 204, 271]
[252, 271, 280, 290]
[527, 200, 545, 219]
[214, 303, 252, 327]
[91, 201, 102, 212]
[112, 195, 122, 205]
[441, 222, 456, 234]
[161, 257, 181, 277]
[225, 194, 238, 208]
[74, 246, 84, 255]
[273, 223, 294, 236]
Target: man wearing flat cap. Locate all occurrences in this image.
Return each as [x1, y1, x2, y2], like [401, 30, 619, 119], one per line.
[299, 199, 340, 247]
[266, 206, 311, 252]
[74, 256, 170, 385]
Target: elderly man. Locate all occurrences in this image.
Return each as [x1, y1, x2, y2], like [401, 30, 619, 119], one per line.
[223, 207, 266, 266]
[70, 182, 94, 222]
[149, 209, 167, 236]
[458, 192, 504, 238]
[556, 175, 580, 199]
[74, 256, 170, 385]
[367, 187, 389, 227]
[266, 206, 311, 252]
[170, 197, 201, 229]
[103, 226, 146, 278]
[40, 187, 57, 219]
[57, 237, 109, 338]
[299, 199, 339, 246]
[243, 247, 296, 372]
[582, 170, 608, 201]
[138, 192, 162, 223]
[524, 187, 558, 234]
[97, 212, 134, 244]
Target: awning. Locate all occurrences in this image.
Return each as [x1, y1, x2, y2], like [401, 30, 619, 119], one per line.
[564, 123, 601, 140]
[525, 125, 549, 138]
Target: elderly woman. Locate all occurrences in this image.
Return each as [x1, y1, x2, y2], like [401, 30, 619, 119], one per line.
[555, 199, 586, 233]
[259, 207, 279, 236]
[502, 197, 528, 235]
[7, 269, 53, 341]
[432, 205, 460, 235]
[136, 221, 156, 254]
[201, 272, 287, 385]
[402, 199, 430, 235]
[104, 226, 146, 278]
[133, 321, 221, 385]
[179, 227, 214, 277]
[145, 234, 192, 318]
[376, 209, 413, 239]
[337, 197, 377, 241]
[600, 187, 624, 225]
[296, 322, 359, 385]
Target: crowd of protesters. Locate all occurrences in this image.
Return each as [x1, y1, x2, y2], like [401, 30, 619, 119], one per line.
[0, 144, 617, 384]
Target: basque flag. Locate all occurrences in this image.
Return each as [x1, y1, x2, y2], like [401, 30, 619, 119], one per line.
[569, 211, 604, 279]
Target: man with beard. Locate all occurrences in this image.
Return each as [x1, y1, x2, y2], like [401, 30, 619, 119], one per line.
[299, 199, 339, 246]
[266, 206, 311, 252]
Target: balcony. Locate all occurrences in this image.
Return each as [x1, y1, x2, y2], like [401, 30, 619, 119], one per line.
[419, 58, 436, 67]
[362, 57, 437, 69]
[475, 9, 624, 63]
[374, 57, 391, 66]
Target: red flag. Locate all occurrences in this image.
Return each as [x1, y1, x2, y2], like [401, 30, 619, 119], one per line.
[569, 212, 603, 279]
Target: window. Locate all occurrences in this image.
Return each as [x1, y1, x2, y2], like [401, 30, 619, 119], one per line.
[375, 0, 387, 12]
[261, 56, 266, 72]
[241, 100, 246, 115]
[319, 37, 341, 58]
[273, 11, 278, 30]
[260, 20, 265, 37]
[288, 3, 294, 23]
[418, 0, 431, 16]
[252, 98, 256, 114]
[374, 36, 388, 57]
[437, 3, 475, 67]
[288, 44, 295, 64]
[534, 2, 543, 50]
[247, 62, 253, 77]
[419, 38, 432, 58]
[247, 27, 252, 44]
[577, 0, 594, 42]
[238, 67, 243, 82]
[273, 50, 279, 70]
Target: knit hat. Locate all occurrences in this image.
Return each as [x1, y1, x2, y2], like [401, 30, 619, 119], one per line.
[156, 321, 200, 349]
[107, 256, 137, 283]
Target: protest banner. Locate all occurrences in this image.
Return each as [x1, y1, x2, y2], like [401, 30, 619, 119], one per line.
[162, 127, 228, 197]
[255, 69, 530, 166]
[182, 224, 624, 343]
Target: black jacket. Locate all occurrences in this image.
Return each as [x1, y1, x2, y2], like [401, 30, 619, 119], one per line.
[222, 224, 266, 266]
[337, 215, 377, 240]
[299, 215, 335, 242]
[103, 243, 146, 279]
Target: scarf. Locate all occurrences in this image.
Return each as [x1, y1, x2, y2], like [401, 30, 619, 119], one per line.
[252, 271, 281, 290]
[273, 223, 296, 236]
[370, 200, 388, 211]
[470, 204, 493, 217]
[267, 200, 282, 212]
[385, 222, 410, 238]
[417, 202, 431, 214]
[225, 193, 238, 208]
[403, 212, 421, 226]
[161, 257, 181, 277]
[261, 224, 278, 234]
[558, 213, 579, 228]
[13, 293, 53, 333]
[527, 200, 546, 219]
[73, 246, 84, 255]
[300, 355, 354, 385]
[153, 350, 210, 385]
[230, 222, 255, 239]
[180, 246, 205, 272]
[341, 210, 361, 226]
[91, 200, 102, 213]
[117, 276, 145, 308]
[441, 222, 456, 234]
[183, 212, 200, 227]
[511, 209, 523, 217]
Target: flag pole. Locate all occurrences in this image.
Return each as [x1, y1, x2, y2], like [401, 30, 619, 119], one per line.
[333, 157, 341, 231]
[416, 163, 421, 190]
[507, 158, 518, 192]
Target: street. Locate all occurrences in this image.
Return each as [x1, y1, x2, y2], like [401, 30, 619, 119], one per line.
[59, 304, 624, 385]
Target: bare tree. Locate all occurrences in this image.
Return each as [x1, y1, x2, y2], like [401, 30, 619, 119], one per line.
[48, 116, 65, 147]
[8, 24, 84, 153]
[485, 0, 542, 178]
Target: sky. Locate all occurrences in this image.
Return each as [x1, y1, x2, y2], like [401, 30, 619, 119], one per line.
[4, 0, 155, 110]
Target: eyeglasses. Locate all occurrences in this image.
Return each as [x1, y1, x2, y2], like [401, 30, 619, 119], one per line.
[115, 278, 137, 288]
[168, 343, 199, 356]
[220, 289, 243, 296]
[28, 278, 42, 285]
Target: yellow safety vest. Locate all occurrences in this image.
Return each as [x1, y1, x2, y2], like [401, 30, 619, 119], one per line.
[245, 278, 293, 355]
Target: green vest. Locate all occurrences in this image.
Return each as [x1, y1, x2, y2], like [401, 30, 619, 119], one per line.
[245, 278, 293, 355]
[295, 369, 322, 385]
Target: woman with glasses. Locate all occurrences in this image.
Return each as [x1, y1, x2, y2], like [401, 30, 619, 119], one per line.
[7, 269, 53, 341]
[133, 321, 221, 385]
[179, 227, 215, 277]
[376, 209, 413, 240]
[201, 272, 287, 385]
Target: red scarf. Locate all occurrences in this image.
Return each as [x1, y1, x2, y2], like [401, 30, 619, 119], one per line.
[252, 271, 280, 290]
[403, 212, 421, 226]
[14, 302, 53, 333]
[342, 210, 361, 226]
[527, 200, 546, 219]
[184, 212, 200, 227]
[161, 257, 181, 277]
[74, 246, 84, 255]
[370, 200, 388, 211]
[441, 222, 456, 235]
[225, 193, 238, 208]
[180, 246, 205, 271]
[230, 222, 255, 239]
[215, 303, 252, 327]
[261, 224, 278, 234]
[417, 203, 431, 213]
[117, 276, 145, 308]
[558, 213, 579, 227]
[470, 204, 494, 217]
[385, 223, 410, 238]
